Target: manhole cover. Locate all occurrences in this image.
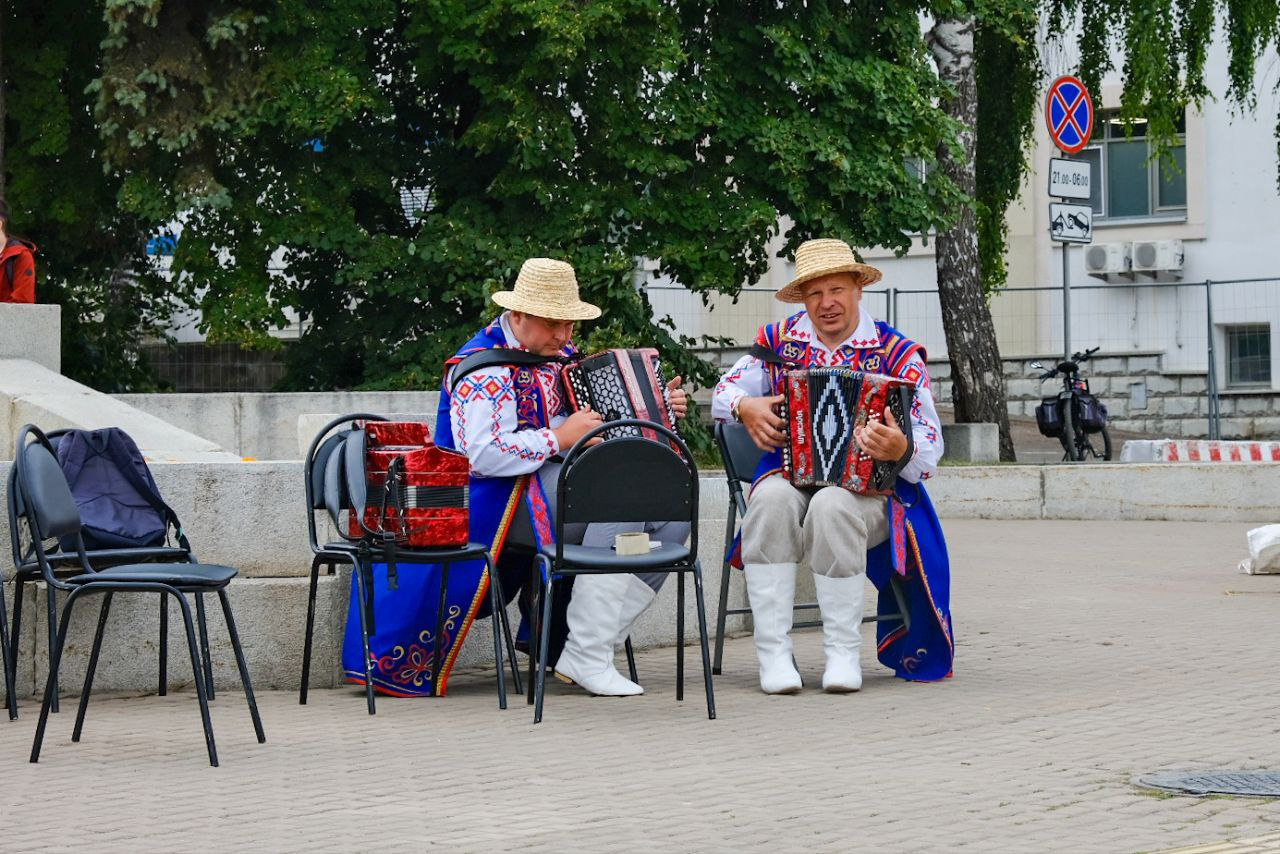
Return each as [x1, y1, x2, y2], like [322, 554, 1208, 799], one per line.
[1137, 770, 1280, 797]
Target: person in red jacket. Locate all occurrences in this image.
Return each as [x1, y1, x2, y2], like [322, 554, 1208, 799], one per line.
[0, 199, 37, 303]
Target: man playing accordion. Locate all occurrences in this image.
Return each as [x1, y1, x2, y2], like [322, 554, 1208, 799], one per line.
[713, 238, 954, 694]
[439, 257, 688, 697]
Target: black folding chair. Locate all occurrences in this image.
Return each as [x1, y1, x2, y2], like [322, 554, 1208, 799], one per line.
[16, 425, 264, 767]
[531, 419, 715, 724]
[6, 428, 212, 716]
[710, 421, 911, 675]
[299, 414, 520, 715]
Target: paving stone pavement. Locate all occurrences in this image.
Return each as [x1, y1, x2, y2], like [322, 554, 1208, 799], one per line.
[4, 519, 1280, 853]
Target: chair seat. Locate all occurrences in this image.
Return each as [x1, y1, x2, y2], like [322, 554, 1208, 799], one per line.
[329, 541, 491, 563]
[540, 542, 692, 570]
[68, 562, 238, 588]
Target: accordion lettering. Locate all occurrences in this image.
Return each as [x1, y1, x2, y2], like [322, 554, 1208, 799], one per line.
[562, 348, 677, 441]
[347, 421, 470, 548]
[782, 368, 915, 495]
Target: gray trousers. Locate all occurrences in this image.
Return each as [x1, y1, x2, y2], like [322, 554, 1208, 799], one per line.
[741, 474, 888, 578]
[508, 463, 687, 592]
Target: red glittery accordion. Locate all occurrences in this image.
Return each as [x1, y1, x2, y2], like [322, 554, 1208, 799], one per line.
[781, 368, 915, 495]
[347, 421, 470, 548]
[562, 348, 677, 442]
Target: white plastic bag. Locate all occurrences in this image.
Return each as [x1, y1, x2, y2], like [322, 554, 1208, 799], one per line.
[1239, 524, 1280, 574]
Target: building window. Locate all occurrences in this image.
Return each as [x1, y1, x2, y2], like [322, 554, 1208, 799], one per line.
[1227, 325, 1271, 387]
[1069, 111, 1187, 221]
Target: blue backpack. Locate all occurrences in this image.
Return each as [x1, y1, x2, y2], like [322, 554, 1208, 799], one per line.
[55, 428, 186, 552]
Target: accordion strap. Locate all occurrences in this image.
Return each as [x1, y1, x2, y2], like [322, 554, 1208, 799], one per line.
[748, 343, 799, 367]
[449, 348, 566, 394]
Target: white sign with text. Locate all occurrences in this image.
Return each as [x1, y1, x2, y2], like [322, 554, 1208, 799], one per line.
[1048, 157, 1092, 201]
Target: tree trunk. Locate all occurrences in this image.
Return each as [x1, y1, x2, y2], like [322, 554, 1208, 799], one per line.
[0, 0, 6, 196]
[928, 16, 1015, 461]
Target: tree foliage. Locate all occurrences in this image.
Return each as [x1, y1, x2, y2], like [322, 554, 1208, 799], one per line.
[94, 0, 963, 408]
[5, 0, 173, 390]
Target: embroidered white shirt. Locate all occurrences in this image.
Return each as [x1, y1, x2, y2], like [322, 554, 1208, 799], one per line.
[712, 308, 943, 482]
[447, 312, 567, 478]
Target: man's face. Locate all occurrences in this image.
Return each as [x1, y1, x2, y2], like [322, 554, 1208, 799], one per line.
[509, 311, 575, 356]
[802, 272, 863, 343]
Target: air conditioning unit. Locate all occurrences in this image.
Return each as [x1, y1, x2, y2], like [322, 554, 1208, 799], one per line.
[1131, 239, 1184, 278]
[1084, 242, 1132, 279]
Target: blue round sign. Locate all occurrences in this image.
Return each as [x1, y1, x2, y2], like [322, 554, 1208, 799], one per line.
[1046, 76, 1094, 154]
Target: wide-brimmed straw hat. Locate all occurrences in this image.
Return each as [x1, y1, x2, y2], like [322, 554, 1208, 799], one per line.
[491, 258, 602, 321]
[776, 238, 883, 303]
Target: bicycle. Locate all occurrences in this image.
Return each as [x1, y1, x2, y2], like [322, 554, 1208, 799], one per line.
[1031, 346, 1113, 462]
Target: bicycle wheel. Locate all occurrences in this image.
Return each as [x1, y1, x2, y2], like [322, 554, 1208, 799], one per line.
[1097, 424, 1112, 460]
[1058, 398, 1081, 461]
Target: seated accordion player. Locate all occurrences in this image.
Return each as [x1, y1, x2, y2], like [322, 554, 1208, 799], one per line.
[781, 367, 915, 495]
[561, 347, 677, 441]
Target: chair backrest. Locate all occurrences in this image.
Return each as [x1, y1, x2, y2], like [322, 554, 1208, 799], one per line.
[14, 427, 83, 547]
[715, 421, 765, 516]
[303, 413, 387, 550]
[556, 419, 698, 558]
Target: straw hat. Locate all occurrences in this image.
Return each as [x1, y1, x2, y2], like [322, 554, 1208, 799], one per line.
[491, 258, 602, 321]
[776, 238, 883, 303]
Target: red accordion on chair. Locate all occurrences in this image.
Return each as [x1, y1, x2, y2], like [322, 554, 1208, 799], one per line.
[781, 368, 915, 496]
[562, 348, 677, 441]
[347, 421, 470, 548]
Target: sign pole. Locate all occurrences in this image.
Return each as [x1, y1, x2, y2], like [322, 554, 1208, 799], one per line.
[1062, 243, 1071, 362]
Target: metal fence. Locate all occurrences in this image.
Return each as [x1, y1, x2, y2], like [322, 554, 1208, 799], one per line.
[647, 276, 1280, 441]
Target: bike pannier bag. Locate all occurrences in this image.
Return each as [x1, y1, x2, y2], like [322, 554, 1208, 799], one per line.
[1035, 398, 1064, 438]
[1076, 394, 1107, 433]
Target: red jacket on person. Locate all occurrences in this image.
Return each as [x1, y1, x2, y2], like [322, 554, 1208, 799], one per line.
[0, 237, 36, 303]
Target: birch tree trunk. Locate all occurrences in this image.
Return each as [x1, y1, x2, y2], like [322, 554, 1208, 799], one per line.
[928, 16, 1015, 461]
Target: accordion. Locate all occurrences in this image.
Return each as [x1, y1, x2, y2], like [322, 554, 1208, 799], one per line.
[781, 368, 915, 495]
[562, 348, 677, 441]
[347, 421, 470, 548]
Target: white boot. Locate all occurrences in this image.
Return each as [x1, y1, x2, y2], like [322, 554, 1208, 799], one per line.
[555, 573, 644, 696]
[813, 573, 865, 693]
[743, 563, 802, 694]
[613, 574, 658, 650]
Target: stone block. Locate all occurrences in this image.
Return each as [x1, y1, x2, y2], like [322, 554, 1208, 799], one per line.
[1218, 418, 1251, 439]
[1127, 355, 1161, 375]
[926, 360, 951, 381]
[941, 423, 999, 463]
[1162, 396, 1200, 418]
[1180, 376, 1208, 395]
[1214, 396, 1236, 416]
[0, 303, 60, 372]
[1089, 357, 1127, 375]
[1235, 396, 1272, 416]
[1175, 418, 1210, 438]
[1005, 378, 1043, 400]
[1099, 398, 1126, 419]
[1250, 418, 1280, 439]
[927, 466, 1043, 519]
[1144, 375, 1180, 395]
[1044, 462, 1280, 523]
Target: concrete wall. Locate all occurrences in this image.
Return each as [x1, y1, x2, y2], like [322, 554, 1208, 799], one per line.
[5, 456, 1279, 701]
[114, 391, 441, 460]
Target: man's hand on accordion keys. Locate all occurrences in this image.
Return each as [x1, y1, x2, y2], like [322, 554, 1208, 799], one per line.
[553, 406, 605, 451]
[854, 407, 910, 463]
[666, 375, 688, 420]
[738, 394, 787, 452]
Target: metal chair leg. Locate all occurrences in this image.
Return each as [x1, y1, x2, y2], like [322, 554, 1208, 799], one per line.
[158, 593, 168, 696]
[676, 571, 685, 702]
[533, 569, 555, 725]
[890, 574, 912, 631]
[72, 592, 113, 742]
[432, 562, 449, 696]
[45, 583, 59, 714]
[713, 502, 737, 676]
[484, 555, 507, 710]
[488, 555, 522, 697]
[171, 589, 218, 767]
[195, 593, 215, 701]
[526, 564, 540, 707]
[1, 576, 17, 721]
[692, 561, 717, 720]
[299, 554, 325, 705]
[217, 589, 266, 744]
[11, 578, 24, 656]
[352, 561, 377, 715]
[30, 585, 83, 763]
[624, 637, 638, 684]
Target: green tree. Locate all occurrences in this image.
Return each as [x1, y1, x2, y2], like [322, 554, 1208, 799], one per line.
[94, 0, 962, 411]
[4, 0, 174, 390]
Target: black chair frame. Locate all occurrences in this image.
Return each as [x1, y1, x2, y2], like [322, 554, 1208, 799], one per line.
[299, 413, 521, 714]
[710, 422, 912, 675]
[6, 427, 213, 717]
[530, 419, 715, 724]
[16, 426, 264, 767]
[1, 544, 14, 720]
